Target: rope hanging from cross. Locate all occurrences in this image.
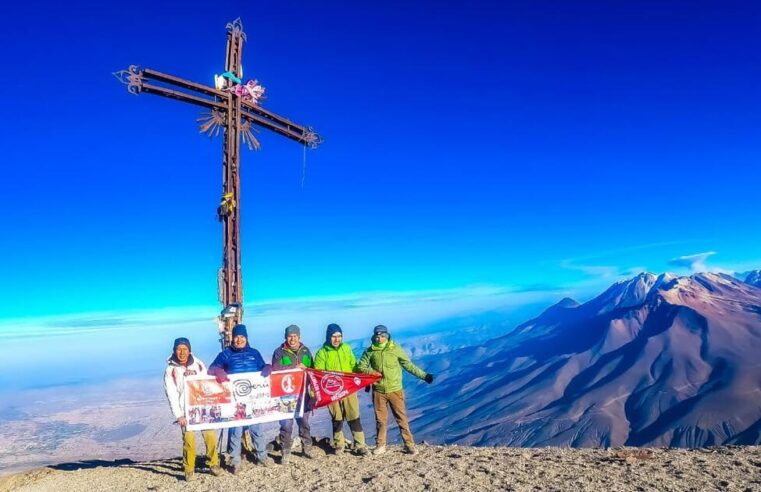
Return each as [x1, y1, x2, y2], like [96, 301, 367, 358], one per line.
[114, 17, 322, 348]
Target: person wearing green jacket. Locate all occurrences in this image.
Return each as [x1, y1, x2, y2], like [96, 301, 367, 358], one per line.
[357, 324, 434, 456]
[313, 323, 370, 455]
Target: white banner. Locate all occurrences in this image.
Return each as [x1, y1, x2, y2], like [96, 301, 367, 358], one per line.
[184, 369, 305, 431]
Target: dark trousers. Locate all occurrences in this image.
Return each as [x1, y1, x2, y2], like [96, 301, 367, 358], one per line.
[279, 411, 312, 451]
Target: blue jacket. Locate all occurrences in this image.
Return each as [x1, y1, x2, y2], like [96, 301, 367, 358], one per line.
[209, 345, 266, 375]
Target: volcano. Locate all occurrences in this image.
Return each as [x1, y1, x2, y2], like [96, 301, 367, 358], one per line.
[409, 272, 761, 447]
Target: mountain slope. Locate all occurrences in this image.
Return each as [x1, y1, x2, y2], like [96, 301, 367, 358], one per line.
[745, 270, 761, 288]
[408, 273, 761, 447]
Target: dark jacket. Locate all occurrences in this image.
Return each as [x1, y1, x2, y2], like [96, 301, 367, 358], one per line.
[209, 345, 266, 375]
[272, 343, 313, 370]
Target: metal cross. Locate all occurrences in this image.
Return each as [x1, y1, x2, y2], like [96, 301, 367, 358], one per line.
[114, 18, 321, 347]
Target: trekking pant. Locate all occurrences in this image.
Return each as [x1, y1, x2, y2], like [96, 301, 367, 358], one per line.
[373, 389, 414, 447]
[181, 429, 219, 474]
[227, 424, 266, 465]
[327, 393, 366, 449]
[279, 411, 312, 452]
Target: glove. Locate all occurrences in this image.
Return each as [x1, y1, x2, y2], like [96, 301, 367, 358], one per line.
[261, 364, 272, 377]
[213, 369, 229, 383]
[424, 373, 434, 384]
[364, 385, 372, 393]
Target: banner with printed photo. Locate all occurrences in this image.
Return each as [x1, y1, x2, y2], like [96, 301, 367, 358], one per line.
[184, 369, 305, 431]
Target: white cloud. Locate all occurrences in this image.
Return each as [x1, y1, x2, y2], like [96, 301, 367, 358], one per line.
[667, 251, 722, 273]
[559, 259, 646, 282]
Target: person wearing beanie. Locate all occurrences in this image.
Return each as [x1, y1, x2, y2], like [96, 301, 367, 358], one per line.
[163, 337, 223, 481]
[271, 324, 315, 463]
[357, 324, 435, 456]
[208, 324, 273, 472]
[313, 323, 370, 456]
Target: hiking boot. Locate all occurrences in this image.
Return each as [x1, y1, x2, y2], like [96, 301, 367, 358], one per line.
[232, 464, 243, 475]
[209, 465, 224, 476]
[281, 452, 290, 464]
[256, 457, 274, 467]
[356, 446, 370, 456]
[302, 446, 316, 459]
[404, 444, 419, 455]
[334, 444, 345, 454]
[372, 445, 386, 456]
[184, 471, 196, 482]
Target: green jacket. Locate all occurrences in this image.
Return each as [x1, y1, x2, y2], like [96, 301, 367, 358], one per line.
[272, 342, 313, 370]
[314, 342, 357, 373]
[357, 341, 428, 394]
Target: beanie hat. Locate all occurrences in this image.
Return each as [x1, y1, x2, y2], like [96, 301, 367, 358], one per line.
[170, 337, 194, 365]
[373, 325, 389, 336]
[285, 324, 301, 337]
[232, 324, 248, 339]
[326, 323, 342, 342]
[173, 337, 191, 352]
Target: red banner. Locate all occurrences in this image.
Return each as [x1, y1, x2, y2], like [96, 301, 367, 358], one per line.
[270, 370, 305, 398]
[306, 369, 381, 408]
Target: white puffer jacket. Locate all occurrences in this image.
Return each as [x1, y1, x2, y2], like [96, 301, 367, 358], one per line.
[163, 355, 207, 420]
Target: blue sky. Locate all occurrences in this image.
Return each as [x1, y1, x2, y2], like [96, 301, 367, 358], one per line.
[1, 1, 760, 321]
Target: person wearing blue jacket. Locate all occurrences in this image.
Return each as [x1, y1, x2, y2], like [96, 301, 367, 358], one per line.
[208, 324, 273, 473]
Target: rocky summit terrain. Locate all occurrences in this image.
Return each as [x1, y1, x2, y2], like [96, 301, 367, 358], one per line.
[1, 443, 760, 492]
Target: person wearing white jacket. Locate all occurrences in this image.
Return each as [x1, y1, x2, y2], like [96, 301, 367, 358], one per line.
[163, 337, 223, 481]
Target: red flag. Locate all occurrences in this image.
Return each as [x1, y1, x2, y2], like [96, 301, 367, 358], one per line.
[270, 369, 305, 398]
[306, 369, 381, 408]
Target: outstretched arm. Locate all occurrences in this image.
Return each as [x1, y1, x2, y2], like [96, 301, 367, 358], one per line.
[397, 346, 428, 380]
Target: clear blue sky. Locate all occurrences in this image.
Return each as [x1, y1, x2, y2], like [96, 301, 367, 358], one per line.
[1, 0, 760, 319]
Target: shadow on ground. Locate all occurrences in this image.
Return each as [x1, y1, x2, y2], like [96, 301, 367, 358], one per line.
[49, 459, 137, 471]
[49, 458, 185, 480]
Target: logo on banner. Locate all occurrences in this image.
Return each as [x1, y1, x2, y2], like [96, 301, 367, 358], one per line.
[233, 379, 252, 397]
[270, 369, 305, 398]
[320, 374, 345, 395]
[281, 374, 296, 393]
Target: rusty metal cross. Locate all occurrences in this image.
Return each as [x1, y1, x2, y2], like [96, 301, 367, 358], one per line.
[114, 18, 321, 347]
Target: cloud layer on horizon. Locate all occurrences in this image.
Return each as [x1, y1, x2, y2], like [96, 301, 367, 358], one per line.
[0, 285, 568, 391]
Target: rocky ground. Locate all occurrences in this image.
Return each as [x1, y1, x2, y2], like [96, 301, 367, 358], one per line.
[1, 442, 760, 492]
